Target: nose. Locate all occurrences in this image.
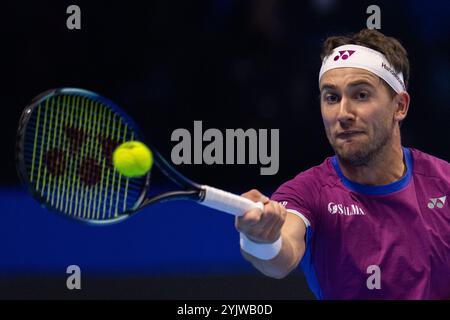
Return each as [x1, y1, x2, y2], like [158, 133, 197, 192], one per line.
[336, 96, 355, 126]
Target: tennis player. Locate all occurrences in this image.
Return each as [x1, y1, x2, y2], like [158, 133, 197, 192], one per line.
[236, 29, 450, 299]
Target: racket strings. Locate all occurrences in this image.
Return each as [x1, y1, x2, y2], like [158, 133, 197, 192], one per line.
[23, 93, 146, 220]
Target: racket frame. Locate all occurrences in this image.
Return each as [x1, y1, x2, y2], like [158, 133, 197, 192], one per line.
[16, 88, 207, 224]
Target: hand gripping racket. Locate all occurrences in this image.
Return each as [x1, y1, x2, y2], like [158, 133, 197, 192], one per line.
[16, 88, 263, 224]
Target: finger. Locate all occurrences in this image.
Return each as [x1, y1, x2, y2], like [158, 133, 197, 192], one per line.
[266, 210, 285, 241]
[236, 204, 274, 240]
[248, 202, 282, 241]
[260, 202, 283, 239]
[236, 201, 283, 242]
[241, 189, 269, 203]
[235, 207, 263, 232]
[258, 201, 279, 231]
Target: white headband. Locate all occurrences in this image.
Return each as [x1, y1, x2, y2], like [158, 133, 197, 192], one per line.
[319, 44, 406, 93]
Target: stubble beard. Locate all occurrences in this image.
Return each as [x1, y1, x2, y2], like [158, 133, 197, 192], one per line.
[331, 125, 392, 168]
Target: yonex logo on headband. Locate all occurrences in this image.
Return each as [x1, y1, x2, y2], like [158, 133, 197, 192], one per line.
[319, 44, 406, 93]
[334, 50, 356, 61]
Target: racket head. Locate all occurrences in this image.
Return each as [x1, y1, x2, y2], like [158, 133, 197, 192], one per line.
[16, 88, 150, 224]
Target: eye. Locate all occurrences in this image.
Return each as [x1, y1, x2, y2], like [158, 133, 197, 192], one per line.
[324, 93, 339, 104]
[355, 91, 369, 100]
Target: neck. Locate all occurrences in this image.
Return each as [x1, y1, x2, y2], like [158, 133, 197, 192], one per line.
[337, 137, 405, 186]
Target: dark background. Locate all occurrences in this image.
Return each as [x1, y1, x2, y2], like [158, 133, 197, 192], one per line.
[1, 0, 449, 299]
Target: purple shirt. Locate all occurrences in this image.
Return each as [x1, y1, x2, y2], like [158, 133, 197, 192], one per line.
[271, 147, 450, 299]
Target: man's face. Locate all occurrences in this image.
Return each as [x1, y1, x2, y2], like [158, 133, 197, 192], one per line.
[319, 68, 398, 167]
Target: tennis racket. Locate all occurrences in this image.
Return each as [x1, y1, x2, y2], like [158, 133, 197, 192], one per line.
[16, 88, 263, 224]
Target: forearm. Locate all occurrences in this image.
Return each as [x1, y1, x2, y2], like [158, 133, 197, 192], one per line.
[241, 233, 305, 279]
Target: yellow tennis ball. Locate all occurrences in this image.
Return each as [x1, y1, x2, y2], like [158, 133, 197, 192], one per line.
[113, 141, 153, 177]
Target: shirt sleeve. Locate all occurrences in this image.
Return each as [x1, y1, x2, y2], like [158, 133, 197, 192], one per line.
[270, 173, 319, 230]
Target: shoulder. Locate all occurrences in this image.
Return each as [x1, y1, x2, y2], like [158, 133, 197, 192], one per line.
[274, 156, 338, 196]
[271, 157, 341, 229]
[410, 148, 450, 180]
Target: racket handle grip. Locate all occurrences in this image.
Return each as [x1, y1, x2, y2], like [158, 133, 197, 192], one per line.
[200, 185, 264, 216]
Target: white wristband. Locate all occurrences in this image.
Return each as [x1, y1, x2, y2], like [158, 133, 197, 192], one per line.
[239, 232, 282, 260]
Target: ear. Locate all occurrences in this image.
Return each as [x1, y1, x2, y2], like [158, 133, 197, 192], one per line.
[393, 91, 410, 123]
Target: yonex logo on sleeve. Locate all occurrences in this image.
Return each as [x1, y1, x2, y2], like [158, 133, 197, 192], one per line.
[333, 50, 356, 61]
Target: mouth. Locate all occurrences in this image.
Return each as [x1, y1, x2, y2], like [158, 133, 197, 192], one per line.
[336, 131, 364, 140]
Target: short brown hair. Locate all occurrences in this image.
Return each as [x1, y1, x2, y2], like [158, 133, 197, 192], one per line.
[321, 29, 410, 92]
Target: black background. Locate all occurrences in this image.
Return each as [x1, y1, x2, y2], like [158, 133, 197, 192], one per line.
[3, 0, 449, 190]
